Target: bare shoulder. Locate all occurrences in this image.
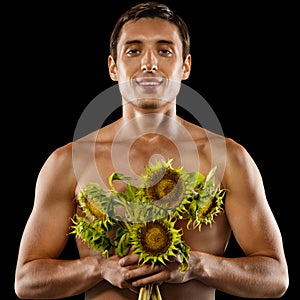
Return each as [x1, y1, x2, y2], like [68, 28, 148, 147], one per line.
[47, 128, 101, 168]
[181, 118, 258, 185]
[43, 142, 73, 170]
[224, 136, 258, 175]
[180, 116, 226, 145]
[38, 142, 77, 190]
[220, 136, 266, 201]
[191, 120, 254, 168]
[224, 136, 251, 160]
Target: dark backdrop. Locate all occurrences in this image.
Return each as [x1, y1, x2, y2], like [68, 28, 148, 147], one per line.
[7, 1, 294, 299]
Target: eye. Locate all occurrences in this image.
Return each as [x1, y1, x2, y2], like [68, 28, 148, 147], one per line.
[159, 48, 173, 56]
[126, 49, 141, 56]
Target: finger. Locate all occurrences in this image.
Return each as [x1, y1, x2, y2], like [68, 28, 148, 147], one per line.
[125, 264, 164, 282]
[131, 270, 167, 287]
[119, 253, 140, 266]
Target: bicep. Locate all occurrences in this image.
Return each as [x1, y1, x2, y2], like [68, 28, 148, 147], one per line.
[18, 146, 77, 261]
[224, 144, 282, 257]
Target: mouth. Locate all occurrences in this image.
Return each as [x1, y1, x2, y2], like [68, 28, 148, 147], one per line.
[135, 77, 163, 89]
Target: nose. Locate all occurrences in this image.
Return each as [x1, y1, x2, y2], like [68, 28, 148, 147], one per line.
[141, 63, 157, 72]
[141, 52, 158, 72]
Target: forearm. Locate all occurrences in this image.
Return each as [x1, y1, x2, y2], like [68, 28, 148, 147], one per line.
[15, 255, 103, 299]
[189, 251, 288, 298]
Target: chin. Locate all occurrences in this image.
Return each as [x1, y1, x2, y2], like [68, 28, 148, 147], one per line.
[138, 99, 165, 110]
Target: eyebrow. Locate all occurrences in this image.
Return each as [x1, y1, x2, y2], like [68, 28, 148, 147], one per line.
[125, 40, 174, 46]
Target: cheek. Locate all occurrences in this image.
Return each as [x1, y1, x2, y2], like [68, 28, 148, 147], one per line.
[115, 68, 127, 83]
[161, 60, 184, 76]
[117, 62, 135, 81]
[169, 66, 185, 81]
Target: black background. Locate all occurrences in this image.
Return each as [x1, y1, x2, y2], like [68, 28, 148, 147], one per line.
[6, 1, 295, 299]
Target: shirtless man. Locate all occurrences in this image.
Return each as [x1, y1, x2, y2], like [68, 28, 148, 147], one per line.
[15, 2, 289, 299]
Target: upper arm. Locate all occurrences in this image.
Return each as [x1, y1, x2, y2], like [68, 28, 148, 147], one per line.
[17, 143, 77, 263]
[223, 140, 285, 259]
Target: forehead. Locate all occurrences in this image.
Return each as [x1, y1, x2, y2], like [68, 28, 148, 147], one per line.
[118, 17, 181, 45]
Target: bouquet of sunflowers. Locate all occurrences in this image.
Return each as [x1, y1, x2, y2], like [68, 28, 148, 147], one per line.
[71, 159, 226, 300]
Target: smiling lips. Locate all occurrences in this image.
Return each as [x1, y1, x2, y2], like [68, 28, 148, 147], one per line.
[136, 77, 163, 88]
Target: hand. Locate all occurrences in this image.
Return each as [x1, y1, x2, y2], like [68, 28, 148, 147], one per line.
[120, 253, 190, 288]
[100, 253, 140, 294]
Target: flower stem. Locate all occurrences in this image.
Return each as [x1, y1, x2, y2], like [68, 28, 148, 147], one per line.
[138, 284, 162, 300]
[153, 284, 162, 300]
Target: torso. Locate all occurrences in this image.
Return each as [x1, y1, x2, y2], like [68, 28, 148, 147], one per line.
[72, 117, 231, 299]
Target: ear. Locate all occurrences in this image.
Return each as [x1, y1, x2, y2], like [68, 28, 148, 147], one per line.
[108, 55, 118, 81]
[182, 54, 191, 80]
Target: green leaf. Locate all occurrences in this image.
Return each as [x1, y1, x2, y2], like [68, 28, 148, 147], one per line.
[204, 165, 217, 187]
[109, 172, 133, 191]
[114, 230, 132, 257]
[125, 183, 139, 202]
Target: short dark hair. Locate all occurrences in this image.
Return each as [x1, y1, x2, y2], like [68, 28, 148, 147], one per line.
[110, 2, 190, 63]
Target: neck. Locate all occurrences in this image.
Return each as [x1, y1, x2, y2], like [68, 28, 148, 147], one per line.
[112, 101, 183, 142]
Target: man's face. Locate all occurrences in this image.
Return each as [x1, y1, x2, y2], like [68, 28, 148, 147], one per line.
[109, 17, 191, 110]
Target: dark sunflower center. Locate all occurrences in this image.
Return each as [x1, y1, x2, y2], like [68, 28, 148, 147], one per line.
[156, 178, 177, 197]
[145, 169, 185, 209]
[197, 198, 215, 218]
[140, 222, 171, 256]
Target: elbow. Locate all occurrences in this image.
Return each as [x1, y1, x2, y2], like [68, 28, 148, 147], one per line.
[14, 279, 27, 299]
[14, 270, 33, 299]
[275, 273, 289, 298]
[14, 279, 36, 300]
[251, 260, 289, 299]
[269, 267, 289, 298]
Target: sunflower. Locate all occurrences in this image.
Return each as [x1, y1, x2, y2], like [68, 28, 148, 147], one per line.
[130, 218, 190, 271]
[70, 182, 116, 256]
[187, 166, 226, 230]
[76, 182, 115, 228]
[193, 189, 225, 229]
[70, 215, 112, 257]
[139, 159, 197, 220]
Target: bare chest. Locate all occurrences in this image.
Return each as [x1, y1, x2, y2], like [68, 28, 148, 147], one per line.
[74, 139, 230, 257]
[175, 213, 231, 255]
[76, 139, 214, 189]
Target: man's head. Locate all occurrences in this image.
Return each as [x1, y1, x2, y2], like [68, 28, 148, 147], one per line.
[109, 2, 190, 63]
[108, 2, 192, 110]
